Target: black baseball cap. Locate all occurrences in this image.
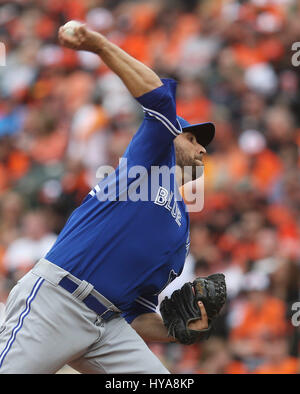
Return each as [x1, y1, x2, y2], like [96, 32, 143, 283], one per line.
[177, 116, 215, 148]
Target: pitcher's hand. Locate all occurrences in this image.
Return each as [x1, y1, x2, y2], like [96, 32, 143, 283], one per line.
[188, 301, 209, 330]
[58, 23, 104, 54]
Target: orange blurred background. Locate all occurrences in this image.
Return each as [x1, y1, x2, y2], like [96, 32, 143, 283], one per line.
[0, 0, 300, 374]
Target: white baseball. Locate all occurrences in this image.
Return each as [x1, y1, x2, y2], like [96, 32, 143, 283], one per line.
[63, 20, 83, 36]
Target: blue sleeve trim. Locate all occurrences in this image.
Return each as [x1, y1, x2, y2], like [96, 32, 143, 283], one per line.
[135, 78, 182, 138]
[122, 295, 158, 324]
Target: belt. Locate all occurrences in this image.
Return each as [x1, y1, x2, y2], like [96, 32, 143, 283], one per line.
[58, 276, 120, 321]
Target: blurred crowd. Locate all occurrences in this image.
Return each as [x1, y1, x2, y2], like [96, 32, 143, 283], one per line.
[0, 0, 300, 374]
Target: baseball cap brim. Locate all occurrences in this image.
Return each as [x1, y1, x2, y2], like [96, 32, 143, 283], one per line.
[177, 116, 215, 148]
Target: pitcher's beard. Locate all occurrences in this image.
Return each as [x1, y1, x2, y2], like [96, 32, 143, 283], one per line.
[175, 146, 204, 183]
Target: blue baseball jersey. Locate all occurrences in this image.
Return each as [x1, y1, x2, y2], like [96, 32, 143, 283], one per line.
[45, 78, 190, 323]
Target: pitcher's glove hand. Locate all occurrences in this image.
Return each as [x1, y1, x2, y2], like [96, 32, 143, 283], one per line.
[160, 273, 226, 345]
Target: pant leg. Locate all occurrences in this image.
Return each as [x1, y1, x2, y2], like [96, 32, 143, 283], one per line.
[0, 272, 101, 374]
[69, 316, 170, 374]
[1, 267, 170, 374]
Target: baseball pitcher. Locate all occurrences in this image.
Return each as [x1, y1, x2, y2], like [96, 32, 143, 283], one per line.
[0, 22, 226, 374]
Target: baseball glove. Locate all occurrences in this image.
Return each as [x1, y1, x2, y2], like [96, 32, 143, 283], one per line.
[160, 273, 226, 345]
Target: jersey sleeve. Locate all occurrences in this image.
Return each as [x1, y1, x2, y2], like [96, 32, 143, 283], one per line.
[125, 78, 182, 167]
[82, 79, 181, 202]
[121, 294, 158, 324]
[136, 78, 182, 138]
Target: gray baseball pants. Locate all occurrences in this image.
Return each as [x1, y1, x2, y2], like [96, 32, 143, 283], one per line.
[0, 259, 170, 374]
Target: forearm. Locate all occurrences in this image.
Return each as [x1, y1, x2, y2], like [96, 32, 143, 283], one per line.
[131, 312, 177, 343]
[59, 24, 162, 98]
[96, 36, 163, 97]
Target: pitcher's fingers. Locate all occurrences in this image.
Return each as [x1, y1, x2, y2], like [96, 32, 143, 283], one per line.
[77, 25, 88, 36]
[59, 27, 79, 44]
[58, 27, 66, 43]
[198, 301, 208, 327]
[76, 26, 87, 44]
